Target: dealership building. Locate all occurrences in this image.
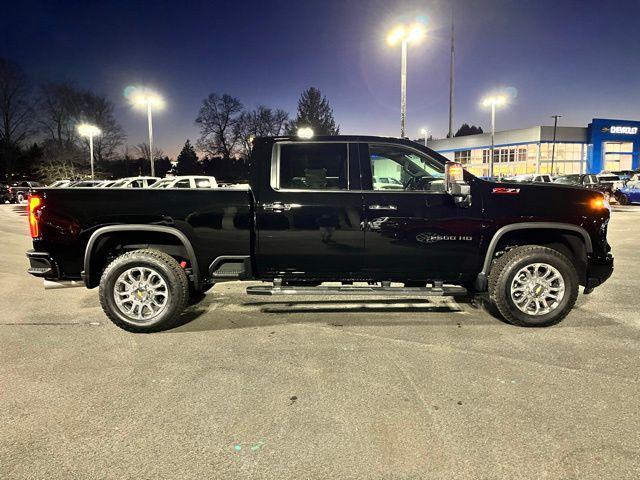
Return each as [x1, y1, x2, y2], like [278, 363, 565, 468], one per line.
[428, 118, 640, 177]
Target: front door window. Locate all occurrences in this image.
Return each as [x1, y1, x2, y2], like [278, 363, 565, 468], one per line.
[368, 144, 445, 193]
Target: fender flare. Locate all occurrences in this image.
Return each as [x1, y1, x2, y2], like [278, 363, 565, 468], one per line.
[83, 225, 200, 289]
[475, 222, 592, 290]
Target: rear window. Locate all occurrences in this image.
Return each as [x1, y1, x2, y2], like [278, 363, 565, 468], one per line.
[277, 143, 348, 190]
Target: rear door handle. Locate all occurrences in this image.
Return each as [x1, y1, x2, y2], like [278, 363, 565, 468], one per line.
[368, 204, 397, 210]
[263, 202, 300, 212]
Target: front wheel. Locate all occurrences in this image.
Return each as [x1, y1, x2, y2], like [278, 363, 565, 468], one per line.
[99, 249, 190, 333]
[488, 246, 578, 327]
[619, 194, 630, 205]
[16, 192, 26, 204]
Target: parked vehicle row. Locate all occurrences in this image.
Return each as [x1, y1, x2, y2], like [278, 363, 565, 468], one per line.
[48, 176, 219, 190]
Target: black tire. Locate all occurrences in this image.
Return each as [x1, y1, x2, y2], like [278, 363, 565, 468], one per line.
[16, 192, 25, 204]
[619, 194, 630, 205]
[488, 245, 579, 327]
[99, 249, 190, 333]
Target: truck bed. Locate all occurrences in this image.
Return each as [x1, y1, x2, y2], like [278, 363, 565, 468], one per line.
[32, 187, 253, 282]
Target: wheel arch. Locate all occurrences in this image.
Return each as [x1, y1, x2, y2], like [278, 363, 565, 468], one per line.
[476, 222, 592, 290]
[83, 225, 200, 290]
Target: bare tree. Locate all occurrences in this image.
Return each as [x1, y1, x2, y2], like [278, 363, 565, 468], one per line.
[81, 93, 126, 162]
[134, 143, 165, 162]
[38, 83, 125, 165]
[38, 82, 83, 148]
[0, 58, 34, 179]
[235, 106, 289, 156]
[195, 93, 243, 158]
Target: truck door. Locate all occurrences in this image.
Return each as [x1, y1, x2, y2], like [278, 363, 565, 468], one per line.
[255, 141, 365, 278]
[360, 142, 484, 281]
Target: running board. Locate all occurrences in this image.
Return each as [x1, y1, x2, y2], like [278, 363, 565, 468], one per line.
[246, 284, 468, 296]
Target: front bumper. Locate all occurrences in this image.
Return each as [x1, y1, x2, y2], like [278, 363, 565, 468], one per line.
[26, 250, 58, 278]
[585, 252, 614, 290]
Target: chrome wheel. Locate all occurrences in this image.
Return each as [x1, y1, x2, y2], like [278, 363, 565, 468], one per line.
[510, 263, 565, 316]
[113, 267, 169, 324]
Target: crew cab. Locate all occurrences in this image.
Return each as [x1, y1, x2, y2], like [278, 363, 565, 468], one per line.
[26, 135, 613, 332]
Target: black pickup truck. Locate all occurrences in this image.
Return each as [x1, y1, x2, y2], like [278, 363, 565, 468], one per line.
[26, 135, 613, 332]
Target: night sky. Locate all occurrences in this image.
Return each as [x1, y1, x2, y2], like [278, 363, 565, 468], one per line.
[4, 0, 640, 158]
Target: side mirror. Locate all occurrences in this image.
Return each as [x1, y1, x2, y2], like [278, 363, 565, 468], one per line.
[445, 161, 472, 208]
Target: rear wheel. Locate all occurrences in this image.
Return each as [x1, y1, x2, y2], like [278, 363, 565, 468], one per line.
[488, 246, 578, 327]
[16, 192, 25, 204]
[99, 249, 189, 333]
[619, 194, 630, 205]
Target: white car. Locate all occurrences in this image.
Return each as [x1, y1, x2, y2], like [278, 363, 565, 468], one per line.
[48, 180, 74, 188]
[505, 174, 553, 183]
[597, 174, 624, 192]
[150, 176, 218, 189]
[372, 176, 403, 190]
[108, 177, 160, 188]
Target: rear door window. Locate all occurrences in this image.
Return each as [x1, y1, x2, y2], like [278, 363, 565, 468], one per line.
[275, 143, 348, 191]
[174, 179, 191, 189]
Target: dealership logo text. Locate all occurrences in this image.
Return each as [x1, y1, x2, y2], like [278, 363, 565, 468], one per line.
[609, 125, 638, 135]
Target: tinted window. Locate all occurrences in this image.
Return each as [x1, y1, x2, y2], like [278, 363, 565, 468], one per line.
[195, 179, 212, 188]
[129, 180, 144, 188]
[174, 179, 191, 189]
[146, 178, 158, 186]
[369, 144, 445, 193]
[278, 143, 348, 190]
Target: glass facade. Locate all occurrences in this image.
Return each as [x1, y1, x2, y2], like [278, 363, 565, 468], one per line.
[451, 142, 586, 177]
[603, 141, 633, 171]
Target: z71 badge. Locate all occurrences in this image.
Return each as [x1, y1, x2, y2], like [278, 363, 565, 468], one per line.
[416, 233, 473, 244]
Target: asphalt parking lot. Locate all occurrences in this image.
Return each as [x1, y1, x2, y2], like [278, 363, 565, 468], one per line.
[1, 203, 639, 479]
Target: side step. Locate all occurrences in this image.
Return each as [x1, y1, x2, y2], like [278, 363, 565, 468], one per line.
[246, 283, 468, 296]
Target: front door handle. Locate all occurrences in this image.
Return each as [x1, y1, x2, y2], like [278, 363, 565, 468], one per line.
[263, 202, 300, 212]
[368, 204, 397, 211]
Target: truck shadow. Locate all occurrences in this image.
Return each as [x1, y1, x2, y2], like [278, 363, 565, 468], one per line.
[168, 295, 508, 333]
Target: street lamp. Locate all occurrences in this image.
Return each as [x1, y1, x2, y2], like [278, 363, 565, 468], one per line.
[481, 94, 507, 178]
[77, 123, 101, 180]
[550, 114, 562, 174]
[420, 127, 428, 147]
[130, 89, 164, 177]
[387, 22, 426, 138]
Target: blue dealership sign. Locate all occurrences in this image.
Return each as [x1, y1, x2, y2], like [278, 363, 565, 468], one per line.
[587, 118, 640, 173]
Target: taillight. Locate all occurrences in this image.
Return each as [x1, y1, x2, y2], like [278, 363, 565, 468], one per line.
[28, 195, 42, 238]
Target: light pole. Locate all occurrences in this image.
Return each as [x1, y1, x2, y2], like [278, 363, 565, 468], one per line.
[131, 89, 164, 176]
[387, 23, 426, 138]
[481, 95, 507, 178]
[550, 114, 562, 175]
[421, 128, 428, 147]
[77, 124, 101, 180]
